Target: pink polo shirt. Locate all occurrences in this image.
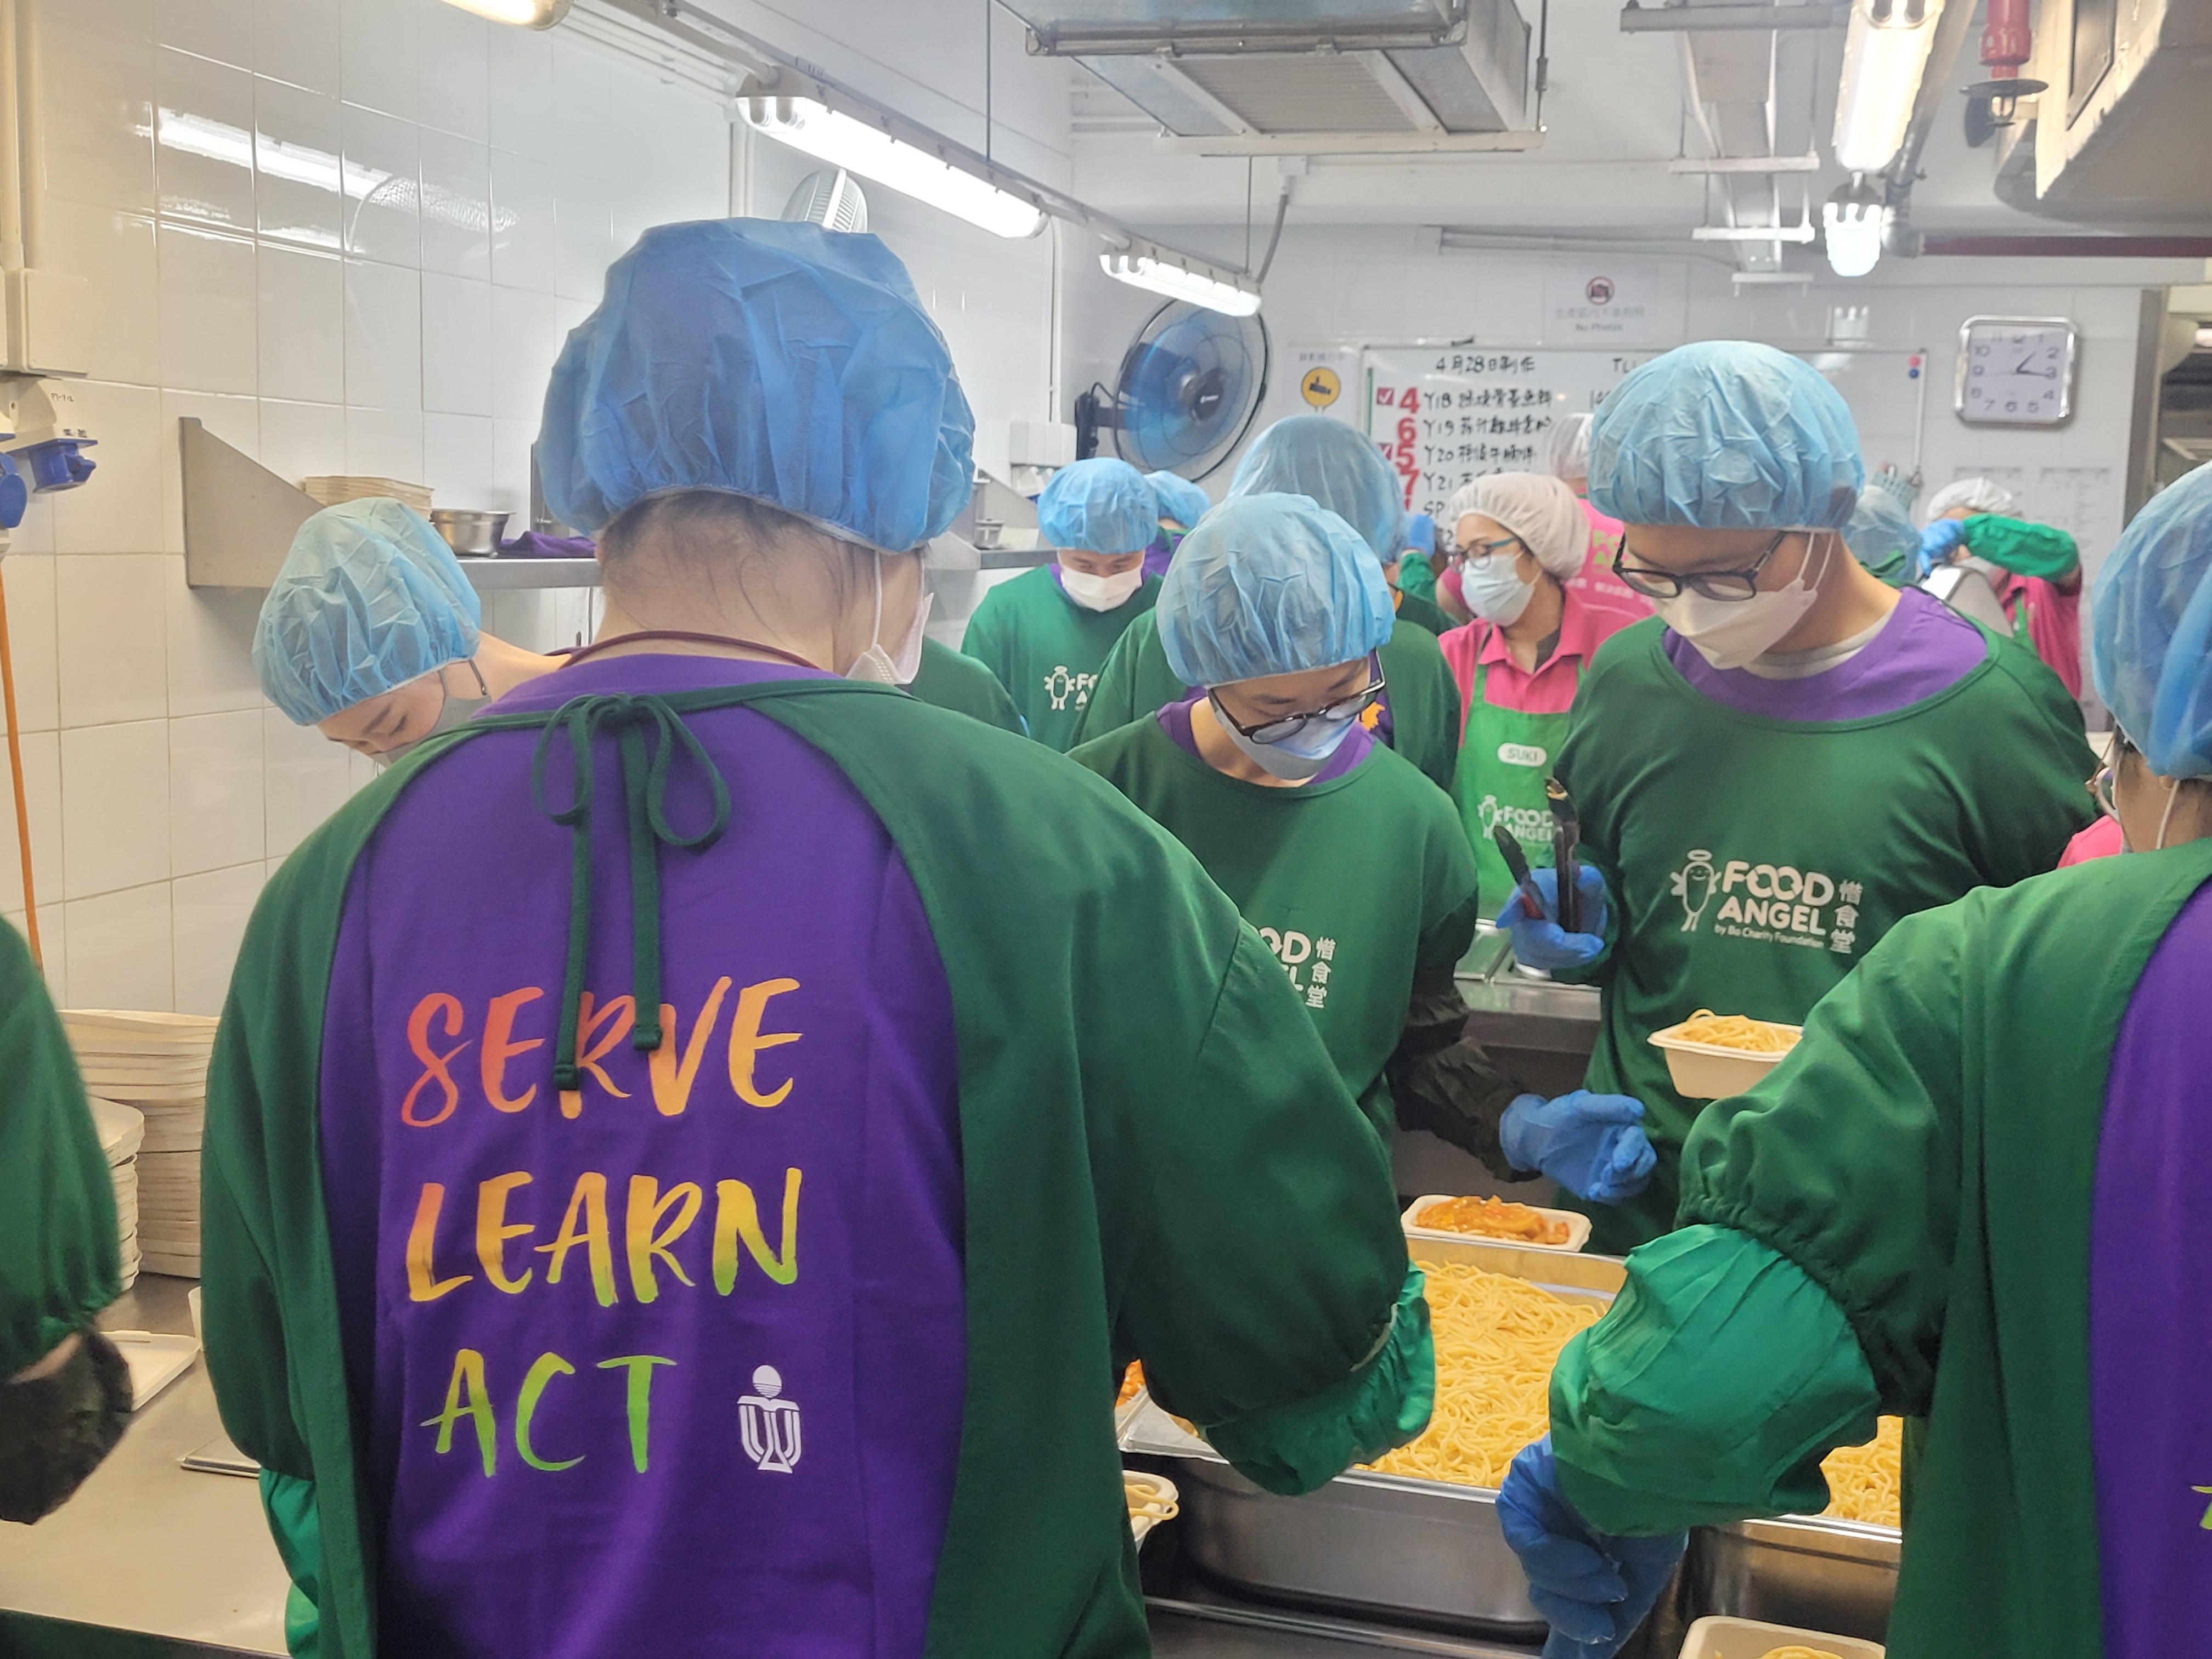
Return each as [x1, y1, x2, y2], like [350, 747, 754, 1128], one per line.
[1438, 585, 1643, 720]
[1567, 498, 1649, 618]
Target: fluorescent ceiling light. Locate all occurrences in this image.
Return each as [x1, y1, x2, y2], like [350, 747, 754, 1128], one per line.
[742, 98, 1044, 239]
[436, 0, 572, 25]
[1832, 0, 1944, 175]
[1099, 252, 1261, 318]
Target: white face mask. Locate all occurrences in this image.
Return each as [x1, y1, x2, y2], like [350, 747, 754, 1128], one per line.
[846, 552, 933, 686]
[1461, 550, 1539, 626]
[1656, 533, 1832, 671]
[1059, 562, 1145, 612]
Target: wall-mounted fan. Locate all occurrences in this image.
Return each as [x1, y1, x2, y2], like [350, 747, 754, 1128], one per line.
[1076, 301, 1270, 482]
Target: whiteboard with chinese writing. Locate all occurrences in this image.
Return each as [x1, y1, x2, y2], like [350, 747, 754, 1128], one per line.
[1359, 345, 1928, 522]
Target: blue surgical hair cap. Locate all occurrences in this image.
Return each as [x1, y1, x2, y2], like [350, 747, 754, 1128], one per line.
[1147, 470, 1212, 532]
[2093, 461, 2212, 780]
[1589, 341, 1863, 531]
[1156, 492, 1396, 687]
[1228, 415, 1406, 562]
[535, 218, 975, 550]
[1036, 458, 1159, 555]
[254, 499, 482, 726]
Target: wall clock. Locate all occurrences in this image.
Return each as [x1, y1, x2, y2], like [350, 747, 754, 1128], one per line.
[1955, 315, 2077, 425]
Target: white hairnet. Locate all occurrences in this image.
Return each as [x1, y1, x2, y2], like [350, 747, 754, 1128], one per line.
[1445, 472, 1585, 580]
[1546, 413, 1592, 487]
[1923, 476, 2018, 524]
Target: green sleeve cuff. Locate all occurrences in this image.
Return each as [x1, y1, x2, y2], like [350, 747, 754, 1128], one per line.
[259, 1469, 324, 1658]
[1399, 551, 1437, 603]
[1203, 1262, 1436, 1497]
[1550, 1226, 1879, 1534]
[1962, 514, 2078, 580]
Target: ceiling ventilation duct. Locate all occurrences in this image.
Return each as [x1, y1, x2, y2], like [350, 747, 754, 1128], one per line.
[1004, 1, 1535, 153]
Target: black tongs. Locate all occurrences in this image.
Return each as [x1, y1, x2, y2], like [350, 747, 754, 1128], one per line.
[1545, 777, 1582, 933]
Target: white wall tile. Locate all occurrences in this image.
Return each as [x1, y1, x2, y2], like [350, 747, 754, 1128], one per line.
[157, 0, 254, 69]
[154, 47, 257, 232]
[263, 706, 351, 857]
[49, 382, 163, 555]
[489, 286, 558, 423]
[0, 555, 59, 733]
[60, 720, 172, 898]
[256, 0, 341, 95]
[172, 862, 263, 1014]
[489, 417, 535, 517]
[553, 174, 613, 303]
[56, 554, 167, 726]
[40, 7, 157, 214]
[258, 398, 347, 489]
[42, 202, 159, 387]
[258, 243, 345, 402]
[64, 882, 173, 1011]
[165, 555, 264, 717]
[255, 77, 345, 250]
[340, 102, 419, 266]
[339, 0, 421, 123]
[487, 25, 554, 161]
[169, 710, 264, 875]
[344, 405, 423, 484]
[421, 273, 492, 416]
[341, 258, 421, 408]
[416, 1, 489, 143]
[489, 150, 555, 292]
[5, 902, 65, 1003]
[158, 223, 259, 394]
[422, 413, 492, 509]
[0, 730, 63, 916]
[160, 390, 259, 556]
[418, 130, 490, 279]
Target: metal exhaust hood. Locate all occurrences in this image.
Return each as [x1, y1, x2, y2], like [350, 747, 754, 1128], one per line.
[1007, 1, 1533, 150]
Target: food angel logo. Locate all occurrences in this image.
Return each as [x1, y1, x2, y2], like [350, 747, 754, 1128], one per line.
[1043, 665, 1078, 710]
[1671, 849, 1719, 933]
[739, 1365, 802, 1474]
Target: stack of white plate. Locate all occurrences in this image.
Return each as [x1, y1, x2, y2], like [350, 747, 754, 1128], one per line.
[63, 1010, 217, 1279]
[87, 1096, 145, 1289]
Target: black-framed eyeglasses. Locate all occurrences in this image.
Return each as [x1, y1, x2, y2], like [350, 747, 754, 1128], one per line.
[1612, 529, 1794, 602]
[1212, 660, 1387, 746]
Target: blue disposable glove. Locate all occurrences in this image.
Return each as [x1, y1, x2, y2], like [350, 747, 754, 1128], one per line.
[1497, 1437, 1688, 1659]
[1500, 1092, 1655, 1203]
[1916, 516, 1963, 579]
[1494, 866, 1610, 973]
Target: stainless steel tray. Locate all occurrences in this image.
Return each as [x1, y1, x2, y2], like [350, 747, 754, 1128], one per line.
[1691, 1513, 1899, 1644]
[1125, 1238, 1626, 1638]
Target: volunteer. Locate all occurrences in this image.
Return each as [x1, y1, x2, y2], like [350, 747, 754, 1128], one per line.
[1546, 411, 1645, 617]
[1498, 460, 2212, 1659]
[1438, 473, 1641, 906]
[0, 919, 131, 1523]
[1073, 416, 1462, 792]
[1070, 492, 1654, 1200]
[1920, 476, 2085, 696]
[960, 455, 1161, 750]
[203, 219, 1431, 1659]
[255, 499, 562, 759]
[1144, 468, 1211, 579]
[910, 637, 1026, 734]
[1502, 341, 2095, 1254]
[1390, 513, 1457, 635]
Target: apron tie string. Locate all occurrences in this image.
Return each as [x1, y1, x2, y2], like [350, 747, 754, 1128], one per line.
[528, 693, 731, 1090]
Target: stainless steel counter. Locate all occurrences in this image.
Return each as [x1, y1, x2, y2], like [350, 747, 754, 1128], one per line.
[1454, 929, 1603, 1059]
[0, 1276, 290, 1657]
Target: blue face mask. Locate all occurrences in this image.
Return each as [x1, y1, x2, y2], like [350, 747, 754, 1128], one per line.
[1211, 698, 1361, 781]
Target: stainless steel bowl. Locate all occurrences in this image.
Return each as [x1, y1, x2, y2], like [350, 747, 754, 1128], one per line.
[429, 508, 511, 556]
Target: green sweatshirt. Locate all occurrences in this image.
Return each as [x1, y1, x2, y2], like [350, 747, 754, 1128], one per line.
[958, 565, 1159, 751]
[910, 637, 1026, 735]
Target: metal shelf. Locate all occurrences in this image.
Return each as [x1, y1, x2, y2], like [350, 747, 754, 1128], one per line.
[455, 556, 600, 589]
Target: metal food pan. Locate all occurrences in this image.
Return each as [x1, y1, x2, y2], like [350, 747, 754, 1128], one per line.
[1130, 1238, 1625, 1638]
[1690, 1513, 1900, 1644]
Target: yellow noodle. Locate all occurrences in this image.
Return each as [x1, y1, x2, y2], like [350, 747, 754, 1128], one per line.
[1675, 1008, 1798, 1053]
[1362, 1261, 1601, 1489]
[1819, 1414, 1903, 1528]
[1756, 1647, 1846, 1659]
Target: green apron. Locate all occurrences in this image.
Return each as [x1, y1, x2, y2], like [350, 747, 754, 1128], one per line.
[1453, 652, 1575, 912]
[1554, 619, 2095, 1254]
